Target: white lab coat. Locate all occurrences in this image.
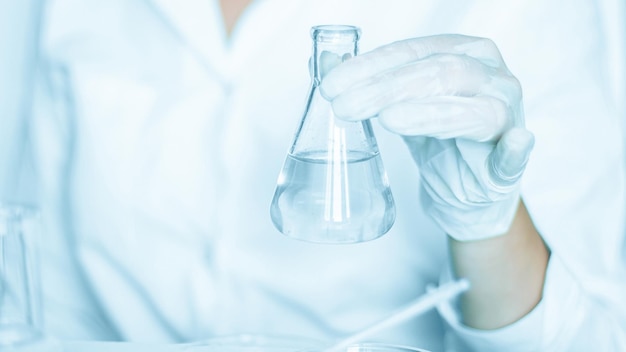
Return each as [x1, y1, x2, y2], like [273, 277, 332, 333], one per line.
[23, 0, 626, 351]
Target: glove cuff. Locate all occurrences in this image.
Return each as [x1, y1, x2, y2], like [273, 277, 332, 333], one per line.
[425, 191, 521, 242]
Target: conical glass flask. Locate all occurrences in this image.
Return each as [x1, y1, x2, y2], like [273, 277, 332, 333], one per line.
[270, 25, 395, 244]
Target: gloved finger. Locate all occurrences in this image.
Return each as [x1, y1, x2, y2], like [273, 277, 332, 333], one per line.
[319, 51, 344, 79]
[320, 34, 506, 99]
[487, 127, 534, 187]
[309, 51, 344, 80]
[328, 54, 519, 121]
[378, 96, 512, 142]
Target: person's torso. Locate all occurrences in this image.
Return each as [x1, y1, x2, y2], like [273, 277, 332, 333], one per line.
[37, 0, 602, 350]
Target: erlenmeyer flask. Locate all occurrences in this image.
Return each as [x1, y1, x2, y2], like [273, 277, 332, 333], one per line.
[270, 25, 395, 244]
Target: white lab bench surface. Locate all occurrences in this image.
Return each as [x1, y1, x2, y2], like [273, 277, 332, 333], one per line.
[15, 334, 325, 352]
[61, 341, 185, 352]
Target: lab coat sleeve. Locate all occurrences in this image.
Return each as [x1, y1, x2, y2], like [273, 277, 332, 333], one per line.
[0, 0, 41, 201]
[438, 255, 626, 351]
[436, 1, 626, 350]
[30, 27, 120, 341]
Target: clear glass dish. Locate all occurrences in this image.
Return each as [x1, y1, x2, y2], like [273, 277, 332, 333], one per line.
[181, 334, 431, 352]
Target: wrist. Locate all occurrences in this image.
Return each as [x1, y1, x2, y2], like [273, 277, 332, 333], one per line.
[448, 200, 549, 329]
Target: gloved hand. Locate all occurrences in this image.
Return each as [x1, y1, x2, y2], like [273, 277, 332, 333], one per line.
[320, 34, 534, 242]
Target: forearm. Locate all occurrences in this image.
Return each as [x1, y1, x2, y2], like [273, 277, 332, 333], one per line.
[449, 199, 549, 329]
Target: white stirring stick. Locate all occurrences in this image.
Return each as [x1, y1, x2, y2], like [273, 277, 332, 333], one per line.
[322, 278, 471, 352]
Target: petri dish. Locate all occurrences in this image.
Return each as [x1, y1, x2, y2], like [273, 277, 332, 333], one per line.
[182, 334, 321, 351]
[300, 343, 431, 352]
[181, 334, 431, 352]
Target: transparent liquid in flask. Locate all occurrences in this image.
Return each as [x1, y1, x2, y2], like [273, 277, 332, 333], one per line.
[271, 150, 395, 243]
[270, 25, 396, 243]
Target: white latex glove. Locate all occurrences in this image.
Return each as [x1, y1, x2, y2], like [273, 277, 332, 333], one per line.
[320, 34, 534, 241]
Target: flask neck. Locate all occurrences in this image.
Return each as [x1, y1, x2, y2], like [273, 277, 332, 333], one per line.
[311, 25, 360, 83]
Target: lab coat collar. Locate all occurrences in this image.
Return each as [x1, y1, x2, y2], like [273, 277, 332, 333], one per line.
[146, 0, 303, 83]
[147, 0, 230, 80]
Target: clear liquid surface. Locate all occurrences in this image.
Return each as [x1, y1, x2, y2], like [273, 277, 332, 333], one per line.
[270, 150, 395, 243]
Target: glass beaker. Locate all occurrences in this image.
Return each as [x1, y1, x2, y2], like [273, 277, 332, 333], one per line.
[270, 25, 395, 244]
[0, 204, 44, 348]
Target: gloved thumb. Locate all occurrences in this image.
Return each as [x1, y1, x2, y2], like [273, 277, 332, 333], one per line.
[488, 127, 534, 187]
